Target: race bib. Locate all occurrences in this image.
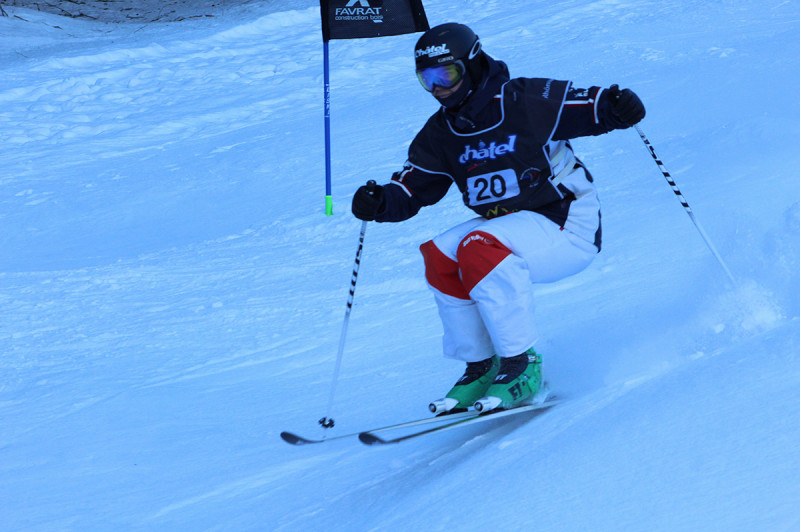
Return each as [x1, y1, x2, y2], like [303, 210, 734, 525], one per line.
[465, 169, 520, 206]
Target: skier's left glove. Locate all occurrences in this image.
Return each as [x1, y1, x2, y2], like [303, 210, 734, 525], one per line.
[351, 181, 384, 221]
[607, 84, 646, 127]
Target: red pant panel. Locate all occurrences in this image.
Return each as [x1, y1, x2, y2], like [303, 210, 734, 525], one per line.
[456, 231, 513, 294]
[419, 240, 470, 300]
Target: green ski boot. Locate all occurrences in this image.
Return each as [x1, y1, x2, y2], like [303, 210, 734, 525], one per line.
[429, 355, 500, 414]
[474, 349, 542, 412]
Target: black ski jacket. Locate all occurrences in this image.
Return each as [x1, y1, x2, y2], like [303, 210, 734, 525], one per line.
[374, 56, 630, 227]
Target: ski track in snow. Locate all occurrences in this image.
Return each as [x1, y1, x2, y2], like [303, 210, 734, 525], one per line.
[1, 8, 320, 172]
[1, 0, 800, 530]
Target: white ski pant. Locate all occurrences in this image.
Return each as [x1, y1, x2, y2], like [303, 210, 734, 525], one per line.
[419, 211, 598, 362]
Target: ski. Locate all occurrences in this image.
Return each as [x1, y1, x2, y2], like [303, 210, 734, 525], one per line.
[358, 398, 562, 445]
[280, 408, 477, 446]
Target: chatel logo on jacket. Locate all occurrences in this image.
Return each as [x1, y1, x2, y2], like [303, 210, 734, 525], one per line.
[458, 135, 517, 164]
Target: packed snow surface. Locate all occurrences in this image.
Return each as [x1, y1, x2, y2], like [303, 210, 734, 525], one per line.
[1, 1, 799, 530]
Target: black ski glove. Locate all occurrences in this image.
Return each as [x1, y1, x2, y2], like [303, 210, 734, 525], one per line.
[351, 180, 384, 221]
[607, 84, 646, 127]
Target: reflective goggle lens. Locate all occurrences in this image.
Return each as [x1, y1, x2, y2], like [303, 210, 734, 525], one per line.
[416, 62, 465, 92]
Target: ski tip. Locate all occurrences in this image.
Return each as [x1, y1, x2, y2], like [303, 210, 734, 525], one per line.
[358, 432, 389, 445]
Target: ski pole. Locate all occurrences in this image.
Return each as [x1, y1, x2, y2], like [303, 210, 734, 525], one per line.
[319, 180, 376, 430]
[634, 125, 737, 286]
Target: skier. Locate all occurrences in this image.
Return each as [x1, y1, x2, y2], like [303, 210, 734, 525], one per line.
[351, 22, 645, 412]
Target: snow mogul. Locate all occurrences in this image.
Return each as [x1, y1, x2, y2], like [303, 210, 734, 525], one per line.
[351, 22, 646, 413]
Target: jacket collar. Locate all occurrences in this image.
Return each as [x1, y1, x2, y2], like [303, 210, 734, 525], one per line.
[443, 56, 510, 133]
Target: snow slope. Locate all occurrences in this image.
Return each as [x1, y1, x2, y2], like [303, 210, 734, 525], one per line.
[1, 1, 799, 530]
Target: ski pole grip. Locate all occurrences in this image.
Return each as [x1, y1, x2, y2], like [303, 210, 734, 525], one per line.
[366, 179, 377, 196]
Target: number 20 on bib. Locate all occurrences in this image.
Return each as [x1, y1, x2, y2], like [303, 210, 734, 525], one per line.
[465, 169, 520, 206]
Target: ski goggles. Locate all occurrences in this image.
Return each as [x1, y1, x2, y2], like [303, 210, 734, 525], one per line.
[416, 61, 466, 92]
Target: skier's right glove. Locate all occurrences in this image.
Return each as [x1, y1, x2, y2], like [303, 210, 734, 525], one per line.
[351, 181, 384, 221]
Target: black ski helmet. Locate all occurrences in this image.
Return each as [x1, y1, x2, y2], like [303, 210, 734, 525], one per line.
[414, 23, 483, 76]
